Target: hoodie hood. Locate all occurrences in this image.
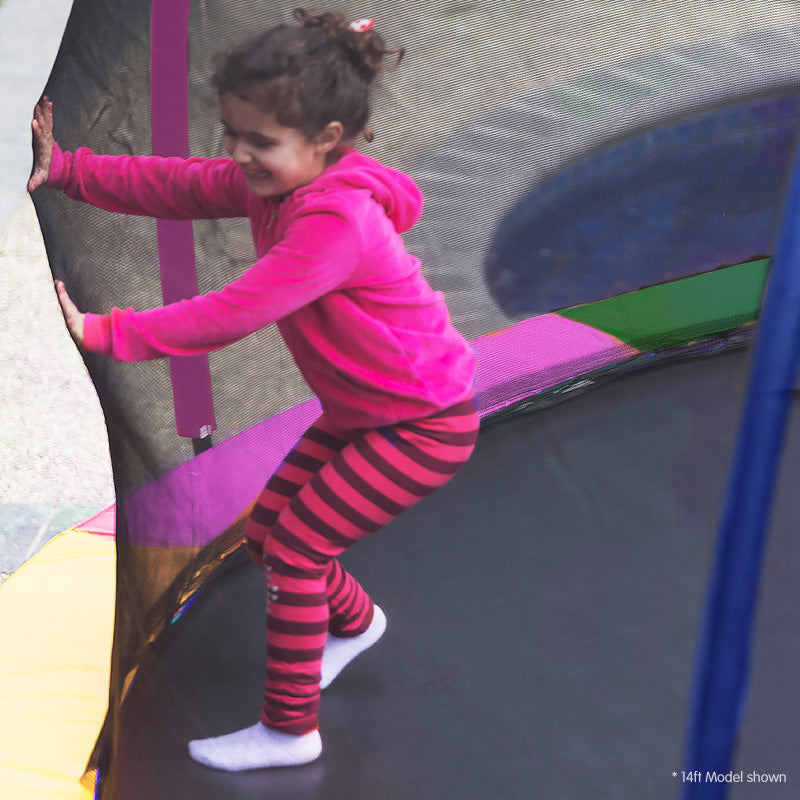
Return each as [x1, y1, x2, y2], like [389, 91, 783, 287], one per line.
[294, 146, 424, 233]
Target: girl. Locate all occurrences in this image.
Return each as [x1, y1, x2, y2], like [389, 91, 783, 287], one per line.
[29, 9, 478, 772]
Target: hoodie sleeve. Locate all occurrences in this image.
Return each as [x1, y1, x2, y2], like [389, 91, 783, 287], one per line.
[47, 142, 253, 219]
[81, 209, 360, 360]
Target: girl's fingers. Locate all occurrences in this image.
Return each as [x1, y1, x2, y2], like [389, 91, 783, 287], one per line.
[28, 104, 53, 193]
[32, 98, 52, 132]
[54, 281, 86, 346]
[55, 280, 76, 313]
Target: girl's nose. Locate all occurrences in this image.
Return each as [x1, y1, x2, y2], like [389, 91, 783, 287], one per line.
[226, 137, 250, 165]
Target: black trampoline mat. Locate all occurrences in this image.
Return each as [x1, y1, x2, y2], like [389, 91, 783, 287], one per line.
[110, 348, 800, 800]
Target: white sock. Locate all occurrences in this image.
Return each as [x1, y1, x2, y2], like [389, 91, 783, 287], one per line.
[188, 721, 321, 771]
[321, 604, 387, 690]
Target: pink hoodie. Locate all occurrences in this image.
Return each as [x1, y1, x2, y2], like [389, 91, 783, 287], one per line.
[48, 144, 476, 430]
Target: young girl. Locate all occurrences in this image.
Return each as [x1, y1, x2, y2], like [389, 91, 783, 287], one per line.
[29, 9, 478, 772]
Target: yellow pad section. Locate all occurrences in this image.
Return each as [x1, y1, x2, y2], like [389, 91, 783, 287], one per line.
[0, 530, 115, 799]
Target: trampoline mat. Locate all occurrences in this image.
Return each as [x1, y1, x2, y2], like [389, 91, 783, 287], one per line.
[109, 348, 800, 800]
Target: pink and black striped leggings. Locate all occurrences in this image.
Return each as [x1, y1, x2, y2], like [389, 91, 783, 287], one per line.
[244, 398, 479, 734]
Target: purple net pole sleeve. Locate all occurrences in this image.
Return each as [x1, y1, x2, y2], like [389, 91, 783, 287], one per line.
[680, 143, 800, 797]
[150, 0, 216, 441]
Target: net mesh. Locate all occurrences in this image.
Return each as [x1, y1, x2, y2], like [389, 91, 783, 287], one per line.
[30, 1, 800, 793]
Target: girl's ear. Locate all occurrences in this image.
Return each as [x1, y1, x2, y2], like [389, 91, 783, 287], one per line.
[315, 121, 344, 155]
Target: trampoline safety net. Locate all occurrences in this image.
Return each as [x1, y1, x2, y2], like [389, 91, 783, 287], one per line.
[30, 2, 800, 798]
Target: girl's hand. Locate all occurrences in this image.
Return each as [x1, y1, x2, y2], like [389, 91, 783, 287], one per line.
[28, 97, 55, 193]
[55, 280, 86, 347]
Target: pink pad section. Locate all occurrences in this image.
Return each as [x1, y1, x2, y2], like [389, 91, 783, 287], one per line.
[74, 505, 117, 537]
[473, 313, 639, 417]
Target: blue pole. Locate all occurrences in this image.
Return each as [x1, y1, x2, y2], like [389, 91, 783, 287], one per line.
[681, 143, 800, 799]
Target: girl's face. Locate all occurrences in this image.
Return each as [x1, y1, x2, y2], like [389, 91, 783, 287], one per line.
[220, 93, 342, 197]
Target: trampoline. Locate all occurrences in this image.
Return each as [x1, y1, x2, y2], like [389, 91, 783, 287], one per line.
[107, 349, 800, 800]
[15, 1, 800, 798]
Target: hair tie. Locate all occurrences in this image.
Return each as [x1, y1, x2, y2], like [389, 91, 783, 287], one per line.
[349, 18, 376, 33]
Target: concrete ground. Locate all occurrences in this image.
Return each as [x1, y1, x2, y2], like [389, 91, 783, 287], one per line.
[0, 0, 115, 583]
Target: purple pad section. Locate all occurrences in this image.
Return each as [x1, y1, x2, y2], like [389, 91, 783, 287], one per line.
[122, 315, 637, 547]
[123, 397, 323, 547]
[150, 0, 216, 439]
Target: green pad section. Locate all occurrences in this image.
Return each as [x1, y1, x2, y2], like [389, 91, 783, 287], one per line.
[557, 259, 769, 350]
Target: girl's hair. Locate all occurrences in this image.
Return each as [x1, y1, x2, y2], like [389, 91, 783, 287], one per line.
[212, 8, 403, 143]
